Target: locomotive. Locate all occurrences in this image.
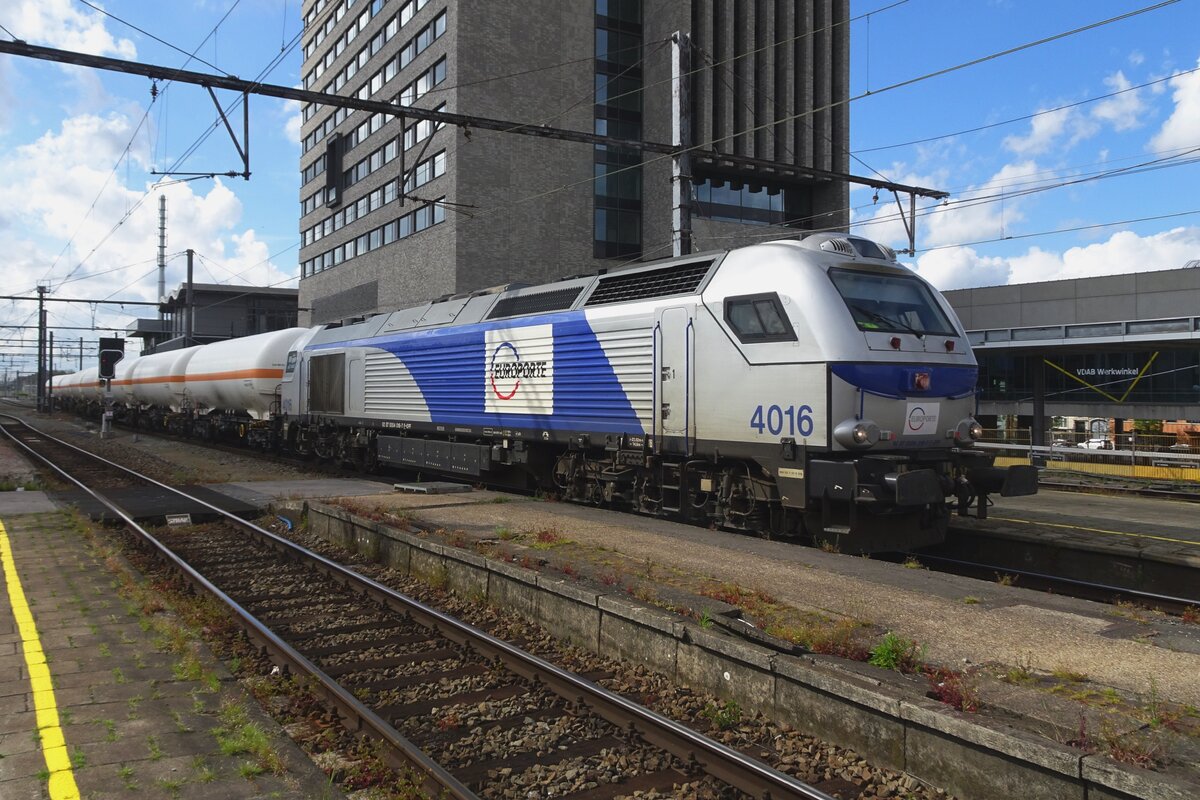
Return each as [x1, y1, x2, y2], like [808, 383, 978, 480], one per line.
[55, 233, 1037, 552]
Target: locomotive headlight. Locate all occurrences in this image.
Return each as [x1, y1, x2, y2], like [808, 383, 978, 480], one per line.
[834, 418, 880, 450]
[952, 417, 984, 445]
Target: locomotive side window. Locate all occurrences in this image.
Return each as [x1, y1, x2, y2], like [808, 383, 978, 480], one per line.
[829, 269, 956, 336]
[284, 351, 298, 376]
[724, 293, 796, 343]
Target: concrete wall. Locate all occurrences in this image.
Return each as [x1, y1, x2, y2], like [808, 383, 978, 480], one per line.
[945, 268, 1200, 331]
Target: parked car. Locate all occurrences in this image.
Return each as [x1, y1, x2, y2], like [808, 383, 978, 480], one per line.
[1079, 438, 1114, 450]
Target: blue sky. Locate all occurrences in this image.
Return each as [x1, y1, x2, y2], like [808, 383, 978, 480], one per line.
[847, 0, 1200, 288]
[0, 0, 1198, 374]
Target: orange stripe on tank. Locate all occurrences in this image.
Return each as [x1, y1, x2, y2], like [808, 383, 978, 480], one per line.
[113, 368, 284, 386]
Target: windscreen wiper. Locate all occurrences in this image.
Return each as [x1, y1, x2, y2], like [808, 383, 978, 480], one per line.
[848, 303, 924, 337]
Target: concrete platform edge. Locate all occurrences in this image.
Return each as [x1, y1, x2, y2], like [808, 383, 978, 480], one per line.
[286, 500, 1192, 800]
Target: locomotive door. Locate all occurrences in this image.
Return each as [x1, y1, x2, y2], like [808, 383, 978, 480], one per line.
[656, 305, 694, 454]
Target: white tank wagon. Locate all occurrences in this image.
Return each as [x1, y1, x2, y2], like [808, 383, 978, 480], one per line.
[49, 374, 68, 405]
[185, 328, 309, 418]
[109, 356, 141, 407]
[126, 346, 202, 412]
[75, 366, 102, 404]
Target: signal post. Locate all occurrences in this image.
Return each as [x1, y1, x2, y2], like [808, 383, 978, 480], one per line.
[98, 338, 124, 439]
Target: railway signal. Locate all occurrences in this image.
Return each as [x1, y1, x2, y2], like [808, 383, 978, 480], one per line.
[98, 337, 125, 380]
[98, 337, 124, 439]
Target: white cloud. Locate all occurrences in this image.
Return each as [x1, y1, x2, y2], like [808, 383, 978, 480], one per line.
[281, 97, 303, 144]
[1013, 226, 1200, 282]
[913, 246, 1010, 290]
[1002, 108, 1074, 156]
[1091, 70, 1145, 131]
[0, 107, 293, 339]
[1149, 57, 1200, 152]
[1129, 50, 1145, 66]
[915, 226, 1200, 291]
[921, 160, 1039, 249]
[0, 0, 136, 58]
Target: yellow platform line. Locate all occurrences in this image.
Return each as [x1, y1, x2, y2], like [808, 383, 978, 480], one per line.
[989, 515, 1200, 548]
[0, 519, 81, 800]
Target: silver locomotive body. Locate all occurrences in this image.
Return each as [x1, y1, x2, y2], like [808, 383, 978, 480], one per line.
[275, 233, 1035, 552]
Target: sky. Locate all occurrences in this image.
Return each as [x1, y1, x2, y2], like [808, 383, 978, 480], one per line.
[0, 0, 1198, 376]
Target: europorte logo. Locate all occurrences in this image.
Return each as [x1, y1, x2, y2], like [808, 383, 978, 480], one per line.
[903, 401, 940, 436]
[485, 325, 554, 414]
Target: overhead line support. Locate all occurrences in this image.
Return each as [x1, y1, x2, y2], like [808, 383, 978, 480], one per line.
[0, 40, 948, 203]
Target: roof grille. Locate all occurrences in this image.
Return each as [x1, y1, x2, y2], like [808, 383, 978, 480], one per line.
[486, 285, 583, 320]
[585, 260, 714, 306]
[819, 238, 855, 256]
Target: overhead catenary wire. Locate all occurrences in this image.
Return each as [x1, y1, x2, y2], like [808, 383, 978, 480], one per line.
[4, 8, 306, 356]
[14, 0, 1147, 297]
[852, 66, 1200, 155]
[412, 0, 1181, 241]
[2, 0, 1190, 357]
[75, 0, 234, 76]
[28, 0, 250, 294]
[914, 209, 1200, 255]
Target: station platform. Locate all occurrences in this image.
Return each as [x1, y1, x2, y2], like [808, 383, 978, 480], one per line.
[941, 488, 1200, 602]
[0, 508, 344, 799]
[44, 478, 389, 527]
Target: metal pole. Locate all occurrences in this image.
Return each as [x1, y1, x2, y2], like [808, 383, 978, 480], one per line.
[36, 284, 46, 412]
[186, 248, 194, 347]
[671, 31, 692, 257]
[79, 337, 83, 370]
[158, 194, 167, 316]
[48, 332, 54, 411]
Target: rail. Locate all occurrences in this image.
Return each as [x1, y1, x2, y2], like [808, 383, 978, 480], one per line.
[0, 414, 836, 800]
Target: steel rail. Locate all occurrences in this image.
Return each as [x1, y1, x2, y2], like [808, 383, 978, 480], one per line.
[1, 415, 836, 800]
[911, 543, 1199, 610]
[0, 415, 478, 800]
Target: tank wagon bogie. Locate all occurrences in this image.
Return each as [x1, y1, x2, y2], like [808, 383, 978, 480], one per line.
[59, 234, 1036, 552]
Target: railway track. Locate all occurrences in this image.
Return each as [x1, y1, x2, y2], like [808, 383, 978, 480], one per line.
[0, 414, 837, 800]
[907, 541, 1200, 613]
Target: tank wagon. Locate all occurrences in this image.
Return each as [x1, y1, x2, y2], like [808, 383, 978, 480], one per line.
[61, 234, 1036, 551]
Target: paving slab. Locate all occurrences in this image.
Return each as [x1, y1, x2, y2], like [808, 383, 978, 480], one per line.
[212, 478, 395, 508]
[0, 511, 343, 800]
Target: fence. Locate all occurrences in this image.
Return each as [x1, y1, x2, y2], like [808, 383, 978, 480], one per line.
[976, 429, 1200, 485]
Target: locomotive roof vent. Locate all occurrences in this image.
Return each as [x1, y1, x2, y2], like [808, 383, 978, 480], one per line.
[819, 238, 856, 256]
[487, 285, 585, 320]
[845, 236, 897, 261]
[584, 258, 716, 306]
[798, 233, 898, 262]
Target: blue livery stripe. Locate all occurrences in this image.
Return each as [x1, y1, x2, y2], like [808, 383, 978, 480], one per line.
[311, 311, 645, 433]
[831, 363, 978, 399]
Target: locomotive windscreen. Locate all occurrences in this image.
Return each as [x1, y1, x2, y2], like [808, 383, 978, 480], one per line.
[309, 353, 346, 414]
[829, 269, 956, 336]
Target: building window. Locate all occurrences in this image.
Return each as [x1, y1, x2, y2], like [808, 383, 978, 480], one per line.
[593, 0, 643, 260]
[300, 198, 447, 279]
[694, 174, 813, 227]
